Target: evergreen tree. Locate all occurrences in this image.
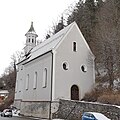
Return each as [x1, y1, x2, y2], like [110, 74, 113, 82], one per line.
[53, 16, 65, 34]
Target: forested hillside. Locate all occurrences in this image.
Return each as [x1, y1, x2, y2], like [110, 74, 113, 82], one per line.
[0, 52, 21, 111]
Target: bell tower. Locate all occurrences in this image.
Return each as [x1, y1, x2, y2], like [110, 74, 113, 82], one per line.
[24, 22, 38, 55]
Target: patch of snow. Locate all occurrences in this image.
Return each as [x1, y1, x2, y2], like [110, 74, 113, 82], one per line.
[113, 78, 120, 89]
[115, 105, 120, 109]
[102, 82, 109, 88]
[99, 69, 107, 77]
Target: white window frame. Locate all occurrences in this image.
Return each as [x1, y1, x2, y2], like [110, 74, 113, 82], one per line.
[42, 68, 47, 88]
[33, 71, 37, 89]
[26, 74, 29, 90]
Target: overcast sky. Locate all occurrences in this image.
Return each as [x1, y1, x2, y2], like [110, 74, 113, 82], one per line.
[0, 0, 78, 76]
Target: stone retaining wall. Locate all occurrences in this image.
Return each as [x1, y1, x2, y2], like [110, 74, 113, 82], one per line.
[14, 100, 21, 109]
[20, 101, 50, 119]
[52, 99, 120, 120]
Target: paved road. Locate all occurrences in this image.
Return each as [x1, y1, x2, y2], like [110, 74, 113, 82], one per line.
[0, 116, 39, 120]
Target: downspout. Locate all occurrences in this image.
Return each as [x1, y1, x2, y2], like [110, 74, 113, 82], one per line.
[49, 51, 53, 119]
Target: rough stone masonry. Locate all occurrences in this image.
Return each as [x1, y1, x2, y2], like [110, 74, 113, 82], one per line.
[52, 99, 120, 120]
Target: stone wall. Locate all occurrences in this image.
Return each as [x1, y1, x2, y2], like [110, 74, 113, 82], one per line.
[14, 100, 21, 109]
[52, 99, 120, 120]
[20, 101, 50, 119]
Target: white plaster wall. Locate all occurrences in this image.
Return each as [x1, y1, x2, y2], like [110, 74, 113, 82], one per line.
[22, 52, 52, 101]
[53, 25, 95, 100]
[15, 63, 25, 100]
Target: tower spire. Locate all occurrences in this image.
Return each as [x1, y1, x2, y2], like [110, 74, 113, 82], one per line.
[28, 22, 34, 32]
[24, 22, 38, 55]
[25, 22, 38, 37]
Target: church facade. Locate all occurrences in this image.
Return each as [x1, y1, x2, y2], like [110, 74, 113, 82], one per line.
[14, 22, 95, 118]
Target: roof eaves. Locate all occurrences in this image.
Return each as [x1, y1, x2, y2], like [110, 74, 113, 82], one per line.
[16, 56, 30, 65]
[23, 50, 52, 65]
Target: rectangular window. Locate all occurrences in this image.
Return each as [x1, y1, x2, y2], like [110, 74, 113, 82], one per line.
[26, 74, 29, 90]
[73, 42, 77, 52]
[33, 72, 37, 89]
[42, 68, 47, 88]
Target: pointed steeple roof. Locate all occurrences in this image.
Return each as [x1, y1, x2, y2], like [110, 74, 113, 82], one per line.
[28, 22, 35, 32]
[25, 22, 38, 37]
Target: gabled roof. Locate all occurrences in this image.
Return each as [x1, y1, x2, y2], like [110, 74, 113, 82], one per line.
[22, 22, 94, 64]
[23, 22, 75, 64]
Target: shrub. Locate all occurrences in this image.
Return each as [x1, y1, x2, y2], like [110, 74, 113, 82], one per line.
[97, 92, 120, 105]
[82, 88, 102, 102]
[82, 87, 120, 105]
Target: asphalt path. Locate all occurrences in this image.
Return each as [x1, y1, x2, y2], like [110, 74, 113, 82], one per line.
[0, 116, 40, 120]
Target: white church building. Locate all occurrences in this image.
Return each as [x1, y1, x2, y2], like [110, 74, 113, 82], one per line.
[14, 22, 95, 118]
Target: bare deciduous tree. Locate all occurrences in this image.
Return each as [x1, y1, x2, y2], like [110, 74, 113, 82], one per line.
[95, 0, 120, 88]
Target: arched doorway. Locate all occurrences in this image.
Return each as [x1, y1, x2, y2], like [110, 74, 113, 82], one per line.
[71, 85, 79, 100]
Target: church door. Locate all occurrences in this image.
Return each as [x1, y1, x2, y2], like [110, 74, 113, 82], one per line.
[71, 85, 79, 100]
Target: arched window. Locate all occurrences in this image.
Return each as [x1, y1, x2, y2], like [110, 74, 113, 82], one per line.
[19, 79, 22, 92]
[42, 68, 47, 88]
[28, 38, 30, 42]
[73, 41, 77, 52]
[26, 74, 29, 90]
[32, 39, 34, 43]
[33, 72, 37, 89]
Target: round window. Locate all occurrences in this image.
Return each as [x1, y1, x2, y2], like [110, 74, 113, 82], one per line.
[63, 62, 69, 70]
[81, 65, 87, 72]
